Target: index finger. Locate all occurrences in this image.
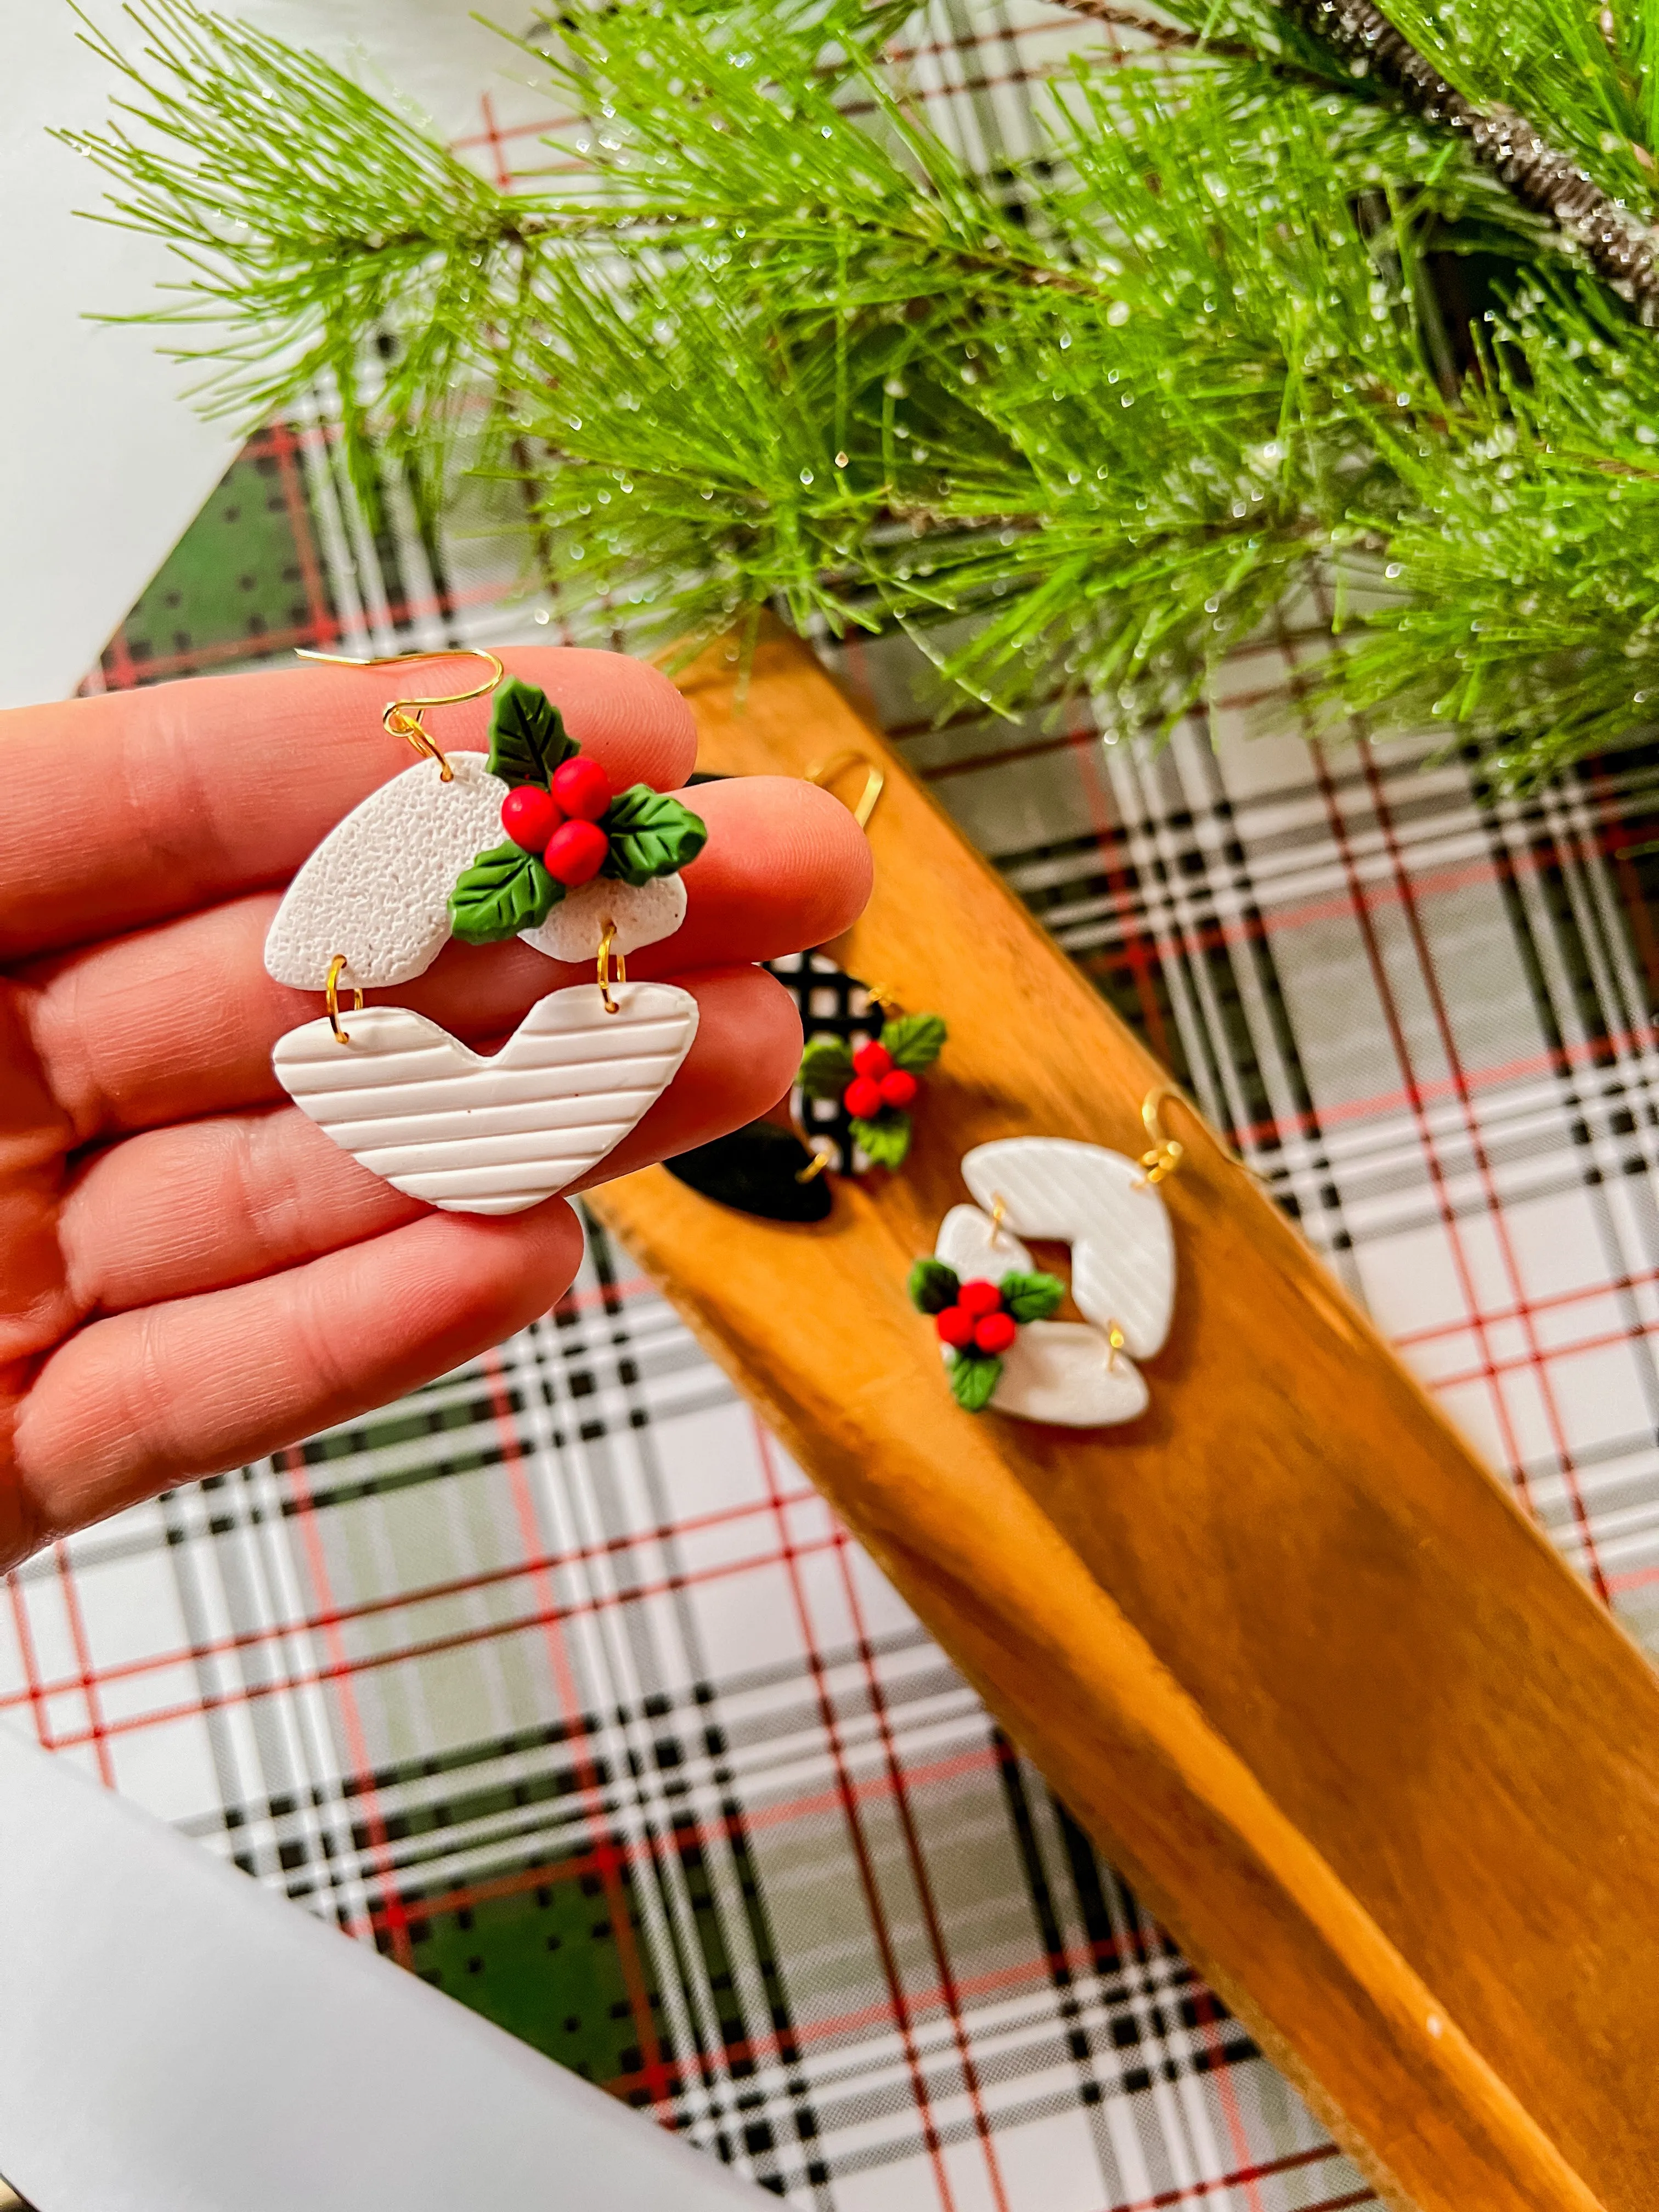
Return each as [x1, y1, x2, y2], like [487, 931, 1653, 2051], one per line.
[0, 646, 698, 961]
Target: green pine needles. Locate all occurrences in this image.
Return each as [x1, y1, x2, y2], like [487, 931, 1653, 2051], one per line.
[62, 0, 1659, 786]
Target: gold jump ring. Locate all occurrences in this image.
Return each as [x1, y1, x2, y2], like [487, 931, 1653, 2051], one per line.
[597, 923, 627, 1015]
[325, 953, 364, 1046]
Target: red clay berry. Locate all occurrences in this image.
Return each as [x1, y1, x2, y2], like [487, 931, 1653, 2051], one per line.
[957, 1278, 1002, 1318]
[851, 1039, 893, 1081]
[843, 1075, 884, 1119]
[878, 1068, 918, 1110]
[974, 1311, 1017, 1355]
[544, 817, 610, 886]
[550, 756, 613, 822]
[935, 1306, 974, 1350]
[501, 784, 561, 853]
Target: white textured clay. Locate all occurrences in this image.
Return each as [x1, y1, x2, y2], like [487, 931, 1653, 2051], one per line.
[519, 872, 688, 963]
[961, 1136, 1175, 1359]
[272, 980, 698, 1216]
[983, 1320, 1149, 1427]
[933, 1201, 1148, 1427]
[934, 1202, 1034, 1283]
[264, 751, 509, 991]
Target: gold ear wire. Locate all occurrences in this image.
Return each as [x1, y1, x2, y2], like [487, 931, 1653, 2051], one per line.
[804, 748, 885, 831]
[296, 646, 506, 782]
[1137, 1082, 1262, 1188]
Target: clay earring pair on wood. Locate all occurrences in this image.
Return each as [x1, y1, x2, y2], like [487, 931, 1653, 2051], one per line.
[909, 1094, 1188, 1426]
[264, 648, 707, 1215]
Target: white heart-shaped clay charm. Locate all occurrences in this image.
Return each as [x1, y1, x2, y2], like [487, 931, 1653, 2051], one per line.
[961, 1136, 1174, 1358]
[273, 981, 698, 1215]
[933, 1200, 1148, 1427]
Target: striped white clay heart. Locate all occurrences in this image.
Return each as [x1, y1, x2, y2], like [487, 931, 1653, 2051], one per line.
[273, 981, 698, 1216]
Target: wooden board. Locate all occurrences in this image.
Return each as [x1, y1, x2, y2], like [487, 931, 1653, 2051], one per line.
[589, 631, 1659, 2211]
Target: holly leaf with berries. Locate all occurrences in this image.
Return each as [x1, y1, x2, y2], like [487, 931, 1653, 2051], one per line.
[486, 678, 579, 788]
[907, 1259, 961, 1313]
[881, 1012, 947, 1073]
[449, 839, 560, 945]
[852, 1113, 912, 1170]
[798, 1036, 855, 1100]
[600, 785, 709, 887]
[948, 1353, 1002, 1413]
[999, 1269, 1065, 1322]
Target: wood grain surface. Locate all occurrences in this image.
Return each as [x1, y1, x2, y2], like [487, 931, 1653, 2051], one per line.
[589, 631, 1659, 2211]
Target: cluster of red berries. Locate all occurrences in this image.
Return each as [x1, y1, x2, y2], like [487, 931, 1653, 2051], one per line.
[842, 1039, 919, 1121]
[500, 756, 614, 886]
[934, 1279, 1018, 1357]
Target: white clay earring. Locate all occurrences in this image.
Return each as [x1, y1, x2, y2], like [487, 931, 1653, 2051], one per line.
[264, 650, 707, 1217]
[909, 1093, 1186, 1424]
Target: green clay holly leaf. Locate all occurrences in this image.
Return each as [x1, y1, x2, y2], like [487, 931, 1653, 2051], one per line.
[907, 1257, 961, 1314]
[949, 1351, 1002, 1413]
[798, 1035, 855, 1099]
[448, 840, 561, 945]
[881, 1011, 947, 1073]
[852, 1111, 912, 1170]
[999, 1269, 1066, 1322]
[601, 785, 709, 886]
[486, 678, 578, 788]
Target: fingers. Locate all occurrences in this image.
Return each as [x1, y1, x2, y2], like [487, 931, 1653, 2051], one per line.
[4, 1201, 586, 1568]
[0, 646, 698, 962]
[26, 778, 869, 1142]
[57, 966, 800, 1316]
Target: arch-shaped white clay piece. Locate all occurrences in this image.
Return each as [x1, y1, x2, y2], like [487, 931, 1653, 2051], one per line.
[265, 752, 508, 991]
[273, 980, 698, 1215]
[961, 1136, 1175, 1360]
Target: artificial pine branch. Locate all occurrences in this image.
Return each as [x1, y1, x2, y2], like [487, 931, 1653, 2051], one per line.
[64, 0, 1659, 787]
[1276, 0, 1659, 312]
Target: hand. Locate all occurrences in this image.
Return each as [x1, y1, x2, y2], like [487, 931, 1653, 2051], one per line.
[0, 648, 870, 1569]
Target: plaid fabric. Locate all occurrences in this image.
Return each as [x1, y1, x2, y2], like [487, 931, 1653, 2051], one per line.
[12, 7, 1659, 2208]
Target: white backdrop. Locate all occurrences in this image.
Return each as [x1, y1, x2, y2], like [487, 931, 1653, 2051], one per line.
[2, 3, 535, 709]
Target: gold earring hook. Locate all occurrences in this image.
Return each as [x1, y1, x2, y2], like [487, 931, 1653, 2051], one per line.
[324, 953, 363, 1047]
[296, 646, 506, 782]
[805, 749, 885, 831]
[1136, 1081, 1262, 1188]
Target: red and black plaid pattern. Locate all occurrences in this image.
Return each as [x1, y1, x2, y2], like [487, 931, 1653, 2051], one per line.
[20, 5, 1659, 2206]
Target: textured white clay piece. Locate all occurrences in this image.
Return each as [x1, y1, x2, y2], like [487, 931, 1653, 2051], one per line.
[989, 1320, 1150, 1427]
[933, 1202, 1147, 1427]
[961, 1136, 1175, 1359]
[272, 981, 698, 1216]
[518, 872, 688, 963]
[264, 751, 509, 991]
[933, 1201, 1034, 1283]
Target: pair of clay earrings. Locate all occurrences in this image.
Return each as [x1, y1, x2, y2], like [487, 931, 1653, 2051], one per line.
[268, 654, 1194, 1432]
